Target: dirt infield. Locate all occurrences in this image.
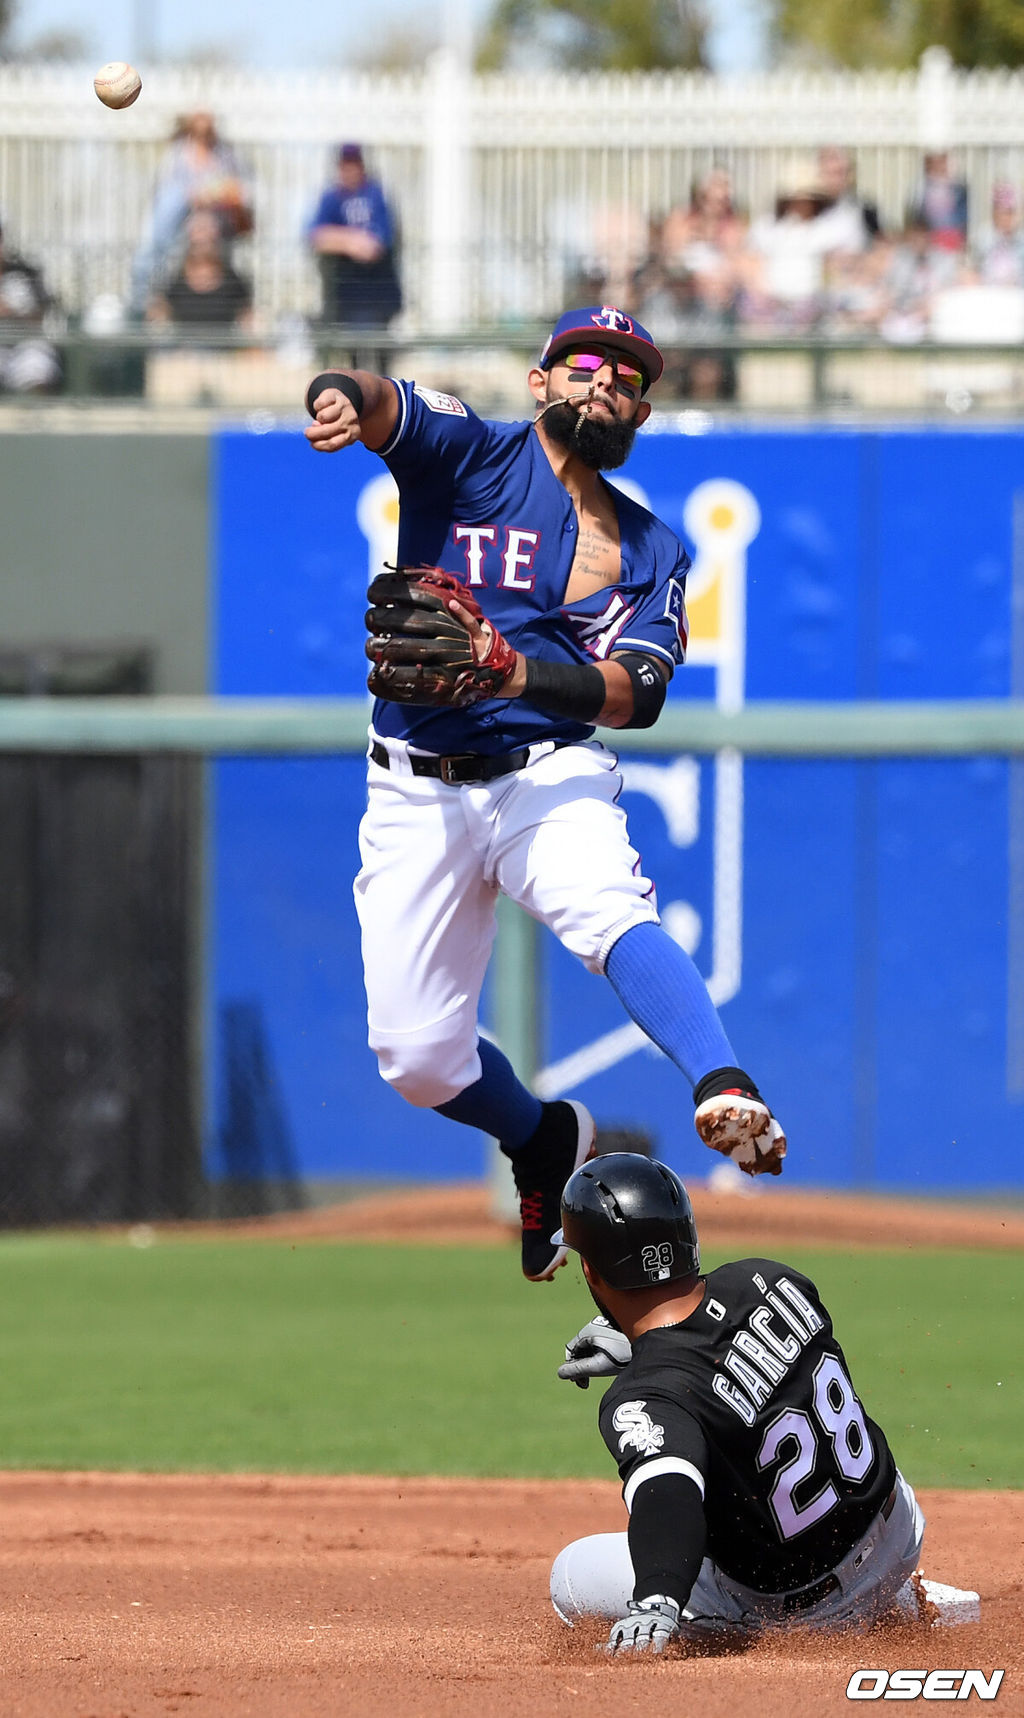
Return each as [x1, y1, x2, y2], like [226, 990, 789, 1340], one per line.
[7, 1184, 1019, 1717]
[1, 1473, 1019, 1718]
[165, 1175, 1024, 1253]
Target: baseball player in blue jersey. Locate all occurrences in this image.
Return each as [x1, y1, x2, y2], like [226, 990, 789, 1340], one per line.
[307, 143, 402, 330]
[304, 304, 787, 1282]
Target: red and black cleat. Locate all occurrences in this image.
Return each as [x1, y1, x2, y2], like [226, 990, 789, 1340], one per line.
[508, 1101, 597, 1280]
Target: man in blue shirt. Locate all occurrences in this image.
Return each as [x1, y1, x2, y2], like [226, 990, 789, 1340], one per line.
[304, 306, 786, 1281]
[308, 143, 402, 329]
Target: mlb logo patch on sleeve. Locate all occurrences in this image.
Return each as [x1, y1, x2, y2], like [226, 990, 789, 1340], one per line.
[414, 385, 468, 416]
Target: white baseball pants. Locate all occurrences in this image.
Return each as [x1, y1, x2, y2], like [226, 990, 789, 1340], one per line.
[550, 1470, 925, 1637]
[353, 734, 660, 1108]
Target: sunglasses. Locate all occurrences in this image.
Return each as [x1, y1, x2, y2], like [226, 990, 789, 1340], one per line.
[558, 347, 648, 397]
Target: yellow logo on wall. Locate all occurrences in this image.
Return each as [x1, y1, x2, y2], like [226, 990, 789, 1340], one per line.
[682, 479, 761, 712]
[355, 472, 401, 577]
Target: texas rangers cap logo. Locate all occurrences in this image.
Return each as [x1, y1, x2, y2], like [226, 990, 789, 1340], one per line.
[538, 304, 665, 385]
[591, 306, 634, 335]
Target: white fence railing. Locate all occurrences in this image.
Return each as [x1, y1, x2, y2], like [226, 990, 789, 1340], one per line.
[3, 49, 1024, 326]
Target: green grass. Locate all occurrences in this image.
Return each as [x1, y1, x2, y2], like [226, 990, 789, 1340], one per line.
[0, 1234, 1018, 1486]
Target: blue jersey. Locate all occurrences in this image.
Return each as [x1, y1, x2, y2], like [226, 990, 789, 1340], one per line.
[308, 179, 394, 248]
[373, 379, 691, 755]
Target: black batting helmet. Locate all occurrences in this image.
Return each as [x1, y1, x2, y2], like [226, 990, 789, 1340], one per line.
[555, 1152, 700, 1290]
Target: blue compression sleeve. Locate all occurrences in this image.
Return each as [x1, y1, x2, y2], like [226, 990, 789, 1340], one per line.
[605, 921, 735, 1090]
[434, 1036, 543, 1148]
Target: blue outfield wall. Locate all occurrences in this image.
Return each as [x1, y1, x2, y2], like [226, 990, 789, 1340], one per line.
[211, 421, 1024, 1192]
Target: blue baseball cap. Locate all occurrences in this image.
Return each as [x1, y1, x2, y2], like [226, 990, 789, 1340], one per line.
[539, 305, 664, 387]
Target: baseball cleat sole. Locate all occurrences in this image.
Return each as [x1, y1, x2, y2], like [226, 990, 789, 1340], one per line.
[694, 1094, 787, 1178]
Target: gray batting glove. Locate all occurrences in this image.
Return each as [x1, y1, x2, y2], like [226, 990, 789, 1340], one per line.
[557, 1316, 632, 1389]
[604, 1595, 681, 1655]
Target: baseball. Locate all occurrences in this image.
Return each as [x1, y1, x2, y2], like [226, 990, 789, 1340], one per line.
[93, 62, 142, 109]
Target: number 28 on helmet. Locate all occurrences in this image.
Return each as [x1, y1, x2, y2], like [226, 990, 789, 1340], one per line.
[554, 1152, 700, 1290]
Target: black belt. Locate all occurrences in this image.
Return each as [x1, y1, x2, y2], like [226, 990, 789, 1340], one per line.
[777, 1571, 841, 1613]
[774, 1486, 898, 1614]
[370, 738, 565, 786]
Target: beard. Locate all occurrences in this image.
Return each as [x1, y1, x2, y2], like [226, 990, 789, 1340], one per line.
[540, 395, 639, 470]
[587, 1281, 624, 1331]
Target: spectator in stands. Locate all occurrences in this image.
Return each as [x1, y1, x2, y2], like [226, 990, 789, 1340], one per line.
[632, 251, 738, 402]
[812, 146, 881, 255]
[742, 156, 832, 330]
[975, 182, 1024, 287]
[629, 169, 746, 400]
[0, 216, 61, 394]
[822, 237, 893, 336]
[659, 167, 748, 284]
[146, 210, 253, 332]
[877, 210, 962, 343]
[307, 143, 402, 332]
[908, 150, 969, 252]
[129, 110, 253, 317]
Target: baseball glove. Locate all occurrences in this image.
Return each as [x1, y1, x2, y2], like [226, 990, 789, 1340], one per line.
[364, 566, 517, 707]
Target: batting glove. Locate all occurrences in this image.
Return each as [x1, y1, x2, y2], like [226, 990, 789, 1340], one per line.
[604, 1595, 681, 1655]
[557, 1316, 632, 1389]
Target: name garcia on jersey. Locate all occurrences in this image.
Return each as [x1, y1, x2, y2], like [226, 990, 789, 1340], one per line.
[711, 1273, 825, 1427]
